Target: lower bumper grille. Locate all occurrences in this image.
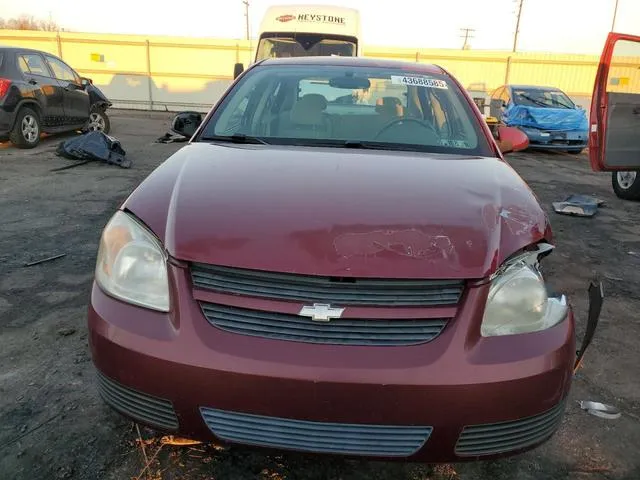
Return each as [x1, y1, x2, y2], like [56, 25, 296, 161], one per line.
[201, 302, 448, 346]
[455, 401, 565, 456]
[200, 407, 432, 457]
[97, 371, 179, 431]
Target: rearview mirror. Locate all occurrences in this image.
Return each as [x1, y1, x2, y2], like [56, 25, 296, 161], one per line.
[233, 63, 245, 79]
[171, 111, 203, 138]
[496, 126, 529, 154]
[329, 76, 371, 90]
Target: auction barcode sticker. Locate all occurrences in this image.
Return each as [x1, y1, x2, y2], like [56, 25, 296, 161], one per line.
[391, 76, 448, 89]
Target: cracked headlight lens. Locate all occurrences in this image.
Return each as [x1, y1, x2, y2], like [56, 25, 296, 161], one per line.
[481, 258, 567, 337]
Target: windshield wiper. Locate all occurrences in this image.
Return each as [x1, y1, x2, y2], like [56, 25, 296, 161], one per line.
[342, 140, 414, 151]
[518, 94, 551, 108]
[553, 101, 574, 109]
[201, 133, 270, 145]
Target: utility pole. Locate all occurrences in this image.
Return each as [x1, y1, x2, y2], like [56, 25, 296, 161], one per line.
[611, 0, 619, 31]
[243, 1, 250, 40]
[460, 28, 475, 50]
[512, 0, 524, 53]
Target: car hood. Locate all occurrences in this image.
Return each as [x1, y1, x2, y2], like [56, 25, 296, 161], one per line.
[503, 104, 588, 132]
[123, 143, 550, 279]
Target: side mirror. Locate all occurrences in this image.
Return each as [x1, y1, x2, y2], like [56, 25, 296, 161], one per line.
[496, 126, 529, 154]
[233, 63, 245, 80]
[171, 111, 203, 138]
[80, 77, 92, 87]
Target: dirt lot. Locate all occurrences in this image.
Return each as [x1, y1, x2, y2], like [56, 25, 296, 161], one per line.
[0, 110, 639, 480]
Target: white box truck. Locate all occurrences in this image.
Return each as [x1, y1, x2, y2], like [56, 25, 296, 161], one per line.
[234, 4, 361, 78]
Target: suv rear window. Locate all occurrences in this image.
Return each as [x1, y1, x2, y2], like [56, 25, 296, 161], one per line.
[18, 54, 49, 77]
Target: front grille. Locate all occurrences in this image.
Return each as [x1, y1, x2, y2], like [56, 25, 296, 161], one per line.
[201, 302, 448, 346]
[191, 263, 464, 307]
[97, 372, 179, 431]
[455, 401, 565, 456]
[200, 407, 432, 457]
[549, 139, 584, 146]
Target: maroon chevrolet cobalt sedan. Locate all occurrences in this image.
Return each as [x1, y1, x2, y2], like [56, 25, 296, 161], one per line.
[89, 57, 578, 462]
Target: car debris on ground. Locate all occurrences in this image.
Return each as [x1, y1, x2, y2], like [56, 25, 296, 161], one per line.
[552, 194, 604, 217]
[156, 111, 203, 143]
[23, 253, 66, 267]
[156, 132, 189, 144]
[55, 131, 130, 169]
[579, 401, 621, 420]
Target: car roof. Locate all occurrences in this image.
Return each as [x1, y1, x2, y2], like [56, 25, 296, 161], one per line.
[258, 56, 446, 75]
[0, 46, 48, 55]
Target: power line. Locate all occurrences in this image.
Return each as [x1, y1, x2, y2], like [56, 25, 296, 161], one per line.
[460, 28, 475, 50]
[512, 0, 524, 53]
[611, 0, 619, 31]
[242, 1, 250, 40]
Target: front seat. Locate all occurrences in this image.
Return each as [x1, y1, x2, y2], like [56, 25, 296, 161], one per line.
[278, 94, 332, 138]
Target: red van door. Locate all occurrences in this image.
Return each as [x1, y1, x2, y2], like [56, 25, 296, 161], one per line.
[590, 31, 640, 172]
[589, 32, 640, 199]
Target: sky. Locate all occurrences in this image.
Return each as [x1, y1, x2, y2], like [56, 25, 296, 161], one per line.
[2, 0, 640, 54]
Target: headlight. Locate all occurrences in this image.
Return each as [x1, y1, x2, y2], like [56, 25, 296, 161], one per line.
[481, 246, 568, 337]
[95, 211, 170, 312]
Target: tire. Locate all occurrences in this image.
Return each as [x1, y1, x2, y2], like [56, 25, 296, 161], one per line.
[612, 171, 640, 200]
[86, 107, 111, 134]
[9, 107, 41, 149]
[567, 148, 584, 154]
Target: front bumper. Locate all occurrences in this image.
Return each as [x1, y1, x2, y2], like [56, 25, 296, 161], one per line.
[518, 127, 588, 150]
[88, 264, 576, 463]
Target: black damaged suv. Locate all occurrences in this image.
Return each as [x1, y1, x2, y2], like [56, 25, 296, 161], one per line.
[0, 46, 111, 148]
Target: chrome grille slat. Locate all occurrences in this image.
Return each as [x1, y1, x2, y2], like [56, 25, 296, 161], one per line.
[459, 409, 563, 440]
[456, 427, 561, 455]
[200, 407, 431, 456]
[195, 279, 462, 301]
[201, 303, 448, 346]
[191, 263, 464, 306]
[455, 402, 565, 456]
[206, 305, 446, 333]
[97, 372, 179, 430]
[99, 378, 178, 421]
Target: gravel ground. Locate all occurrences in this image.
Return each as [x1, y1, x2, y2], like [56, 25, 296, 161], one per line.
[0, 110, 638, 480]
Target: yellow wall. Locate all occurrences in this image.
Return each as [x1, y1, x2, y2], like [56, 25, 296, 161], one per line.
[1, 29, 629, 111]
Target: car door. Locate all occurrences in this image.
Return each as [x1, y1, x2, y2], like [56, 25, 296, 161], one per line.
[589, 32, 640, 171]
[16, 52, 66, 128]
[489, 87, 504, 118]
[45, 55, 90, 126]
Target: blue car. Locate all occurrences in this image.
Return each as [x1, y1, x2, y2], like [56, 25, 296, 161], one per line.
[489, 85, 588, 154]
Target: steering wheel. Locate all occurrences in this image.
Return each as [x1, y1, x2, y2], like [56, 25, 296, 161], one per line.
[374, 117, 438, 140]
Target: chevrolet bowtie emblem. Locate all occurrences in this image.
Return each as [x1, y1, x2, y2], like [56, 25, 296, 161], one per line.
[298, 303, 345, 322]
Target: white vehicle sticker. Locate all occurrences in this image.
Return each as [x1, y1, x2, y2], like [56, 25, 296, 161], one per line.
[391, 76, 448, 89]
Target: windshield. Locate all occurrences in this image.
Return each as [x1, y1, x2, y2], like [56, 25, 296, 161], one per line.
[512, 88, 575, 109]
[199, 64, 492, 156]
[256, 34, 356, 60]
